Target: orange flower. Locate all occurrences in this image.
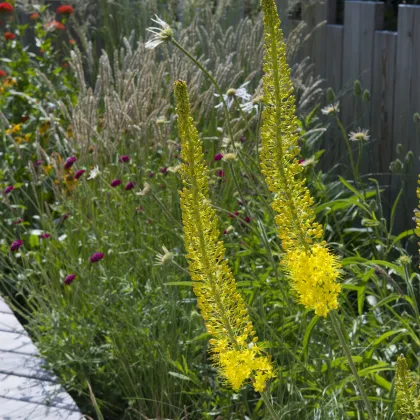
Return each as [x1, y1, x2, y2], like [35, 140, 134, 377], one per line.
[0, 70, 6, 77]
[4, 31, 15, 40]
[45, 20, 65, 31]
[29, 13, 39, 20]
[57, 5, 74, 14]
[69, 39, 76, 45]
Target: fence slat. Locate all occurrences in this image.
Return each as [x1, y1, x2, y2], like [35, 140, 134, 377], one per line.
[370, 31, 396, 179]
[342, 1, 385, 131]
[323, 24, 344, 171]
[301, 0, 337, 79]
[392, 5, 420, 232]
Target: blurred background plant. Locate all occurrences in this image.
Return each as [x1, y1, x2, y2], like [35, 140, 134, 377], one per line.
[1, 0, 420, 419]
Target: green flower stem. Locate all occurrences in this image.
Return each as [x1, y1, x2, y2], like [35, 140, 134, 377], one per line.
[170, 38, 237, 152]
[261, 389, 281, 420]
[330, 310, 375, 420]
[334, 115, 358, 185]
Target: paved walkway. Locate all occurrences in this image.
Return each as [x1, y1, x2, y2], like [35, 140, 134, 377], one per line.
[0, 297, 82, 419]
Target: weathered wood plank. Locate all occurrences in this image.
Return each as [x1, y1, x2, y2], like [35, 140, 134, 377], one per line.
[342, 1, 385, 130]
[0, 397, 81, 420]
[372, 31, 397, 175]
[392, 5, 420, 232]
[0, 352, 55, 381]
[323, 24, 344, 171]
[0, 374, 79, 411]
[0, 331, 38, 355]
[371, 30, 397, 214]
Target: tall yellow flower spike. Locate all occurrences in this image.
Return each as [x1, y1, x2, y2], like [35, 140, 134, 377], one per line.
[260, 0, 341, 317]
[174, 80, 274, 392]
[395, 354, 420, 418]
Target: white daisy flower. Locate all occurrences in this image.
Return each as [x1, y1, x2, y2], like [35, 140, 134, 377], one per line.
[321, 101, 340, 116]
[87, 165, 100, 180]
[154, 245, 174, 266]
[349, 128, 370, 142]
[215, 81, 252, 110]
[145, 15, 173, 50]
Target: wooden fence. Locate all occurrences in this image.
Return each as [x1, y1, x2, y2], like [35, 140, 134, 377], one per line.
[295, 0, 420, 231]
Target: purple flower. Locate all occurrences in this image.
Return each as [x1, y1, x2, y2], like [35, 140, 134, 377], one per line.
[119, 155, 130, 163]
[160, 167, 168, 174]
[64, 156, 77, 169]
[13, 218, 24, 225]
[10, 240, 23, 252]
[214, 153, 223, 161]
[74, 169, 86, 179]
[110, 179, 122, 187]
[125, 181, 135, 190]
[90, 252, 104, 263]
[40, 233, 51, 239]
[244, 216, 251, 223]
[64, 274, 76, 285]
[216, 169, 225, 177]
[240, 136, 246, 143]
[148, 171, 155, 178]
[3, 185, 14, 195]
[34, 160, 44, 167]
[62, 212, 70, 220]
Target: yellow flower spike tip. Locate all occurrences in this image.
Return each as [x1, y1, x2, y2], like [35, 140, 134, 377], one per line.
[174, 80, 274, 392]
[395, 354, 420, 418]
[260, 0, 341, 317]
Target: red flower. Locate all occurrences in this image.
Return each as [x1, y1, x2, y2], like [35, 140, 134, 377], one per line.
[69, 39, 76, 45]
[57, 5, 74, 14]
[214, 153, 223, 161]
[45, 20, 65, 31]
[125, 181, 135, 191]
[298, 159, 305, 165]
[229, 211, 239, 218]
[216, 169, 225, 177]
[4, 31, 15, 40]
[34, 160, 44, 166]
[74, 169, 85, 179]
[160, 167, 168, 174]
[119, 155, 130, 163]
[64, 273, 76, 285]
[0, 2, 13, 13]
[13, 218, 24, 225]
[40, 233, 51, 239]
[90, 252, 104, 263]
[110, 179, 122, 187]
[29, 13, 39, 20]
[0, 70, 6, 77]
[10, 240, 23, 252]
[3, 185, 14, 195]
[64, 156, 77, 169]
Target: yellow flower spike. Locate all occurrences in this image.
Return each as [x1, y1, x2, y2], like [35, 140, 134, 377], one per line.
[174, 80, 274, 392]
[260, 0, 341, 317]
[395, 354, 420, 418]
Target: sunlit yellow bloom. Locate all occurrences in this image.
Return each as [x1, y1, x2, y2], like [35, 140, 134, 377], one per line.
[174, 80, 274, 391]
[260, 0, 341, 317]
[6, 124, 21, 135]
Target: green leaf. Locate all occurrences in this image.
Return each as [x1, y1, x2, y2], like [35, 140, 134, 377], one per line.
[302, 315, 319, 360]
[164, 281, 193, 287]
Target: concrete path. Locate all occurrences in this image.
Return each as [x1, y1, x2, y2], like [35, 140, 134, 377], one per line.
[0, 296, 83, 419]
